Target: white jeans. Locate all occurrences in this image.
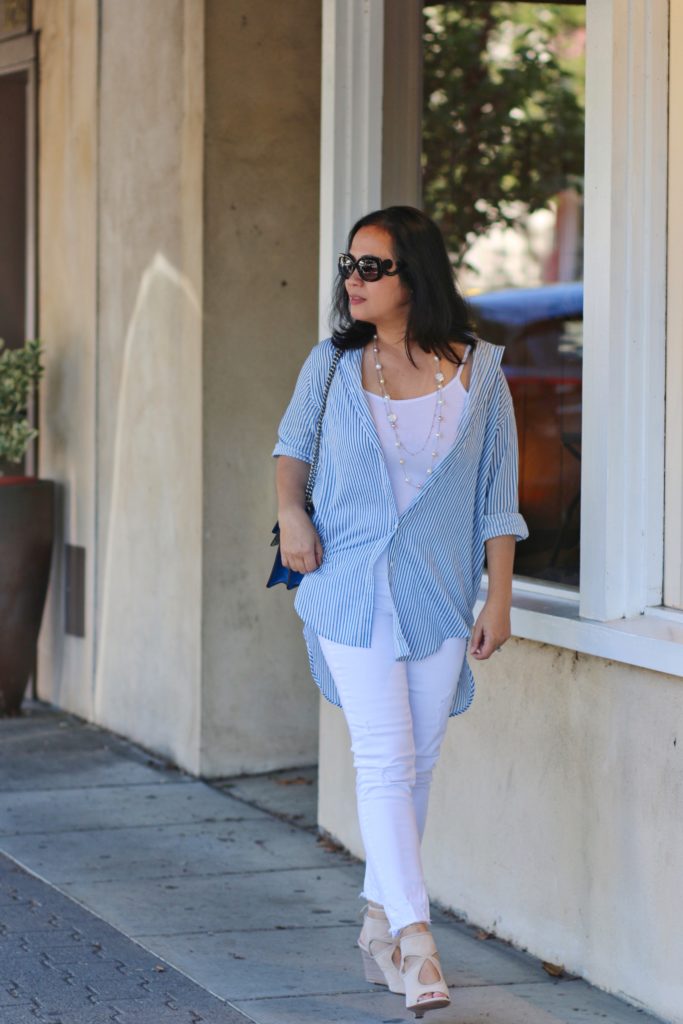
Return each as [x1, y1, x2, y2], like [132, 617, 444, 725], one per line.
[317, 549, 467, 938]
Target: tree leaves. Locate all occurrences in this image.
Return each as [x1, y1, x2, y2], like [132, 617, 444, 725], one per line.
[422, 2, 585, 268]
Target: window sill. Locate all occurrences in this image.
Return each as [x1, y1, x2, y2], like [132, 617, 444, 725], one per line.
[475, 575, 683, 678]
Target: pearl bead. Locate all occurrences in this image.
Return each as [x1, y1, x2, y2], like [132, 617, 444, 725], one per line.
[372, 333, 446, 491]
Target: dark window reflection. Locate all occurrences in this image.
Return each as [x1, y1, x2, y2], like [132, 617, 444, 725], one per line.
[469, 285, 582, 585]
[421, 2, 586, 587]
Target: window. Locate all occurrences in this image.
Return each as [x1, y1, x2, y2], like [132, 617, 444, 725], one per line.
[421, 1, 586, 587]
[320, 0, 679, 674]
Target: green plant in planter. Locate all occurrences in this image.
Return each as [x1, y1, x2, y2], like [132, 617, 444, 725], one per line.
[0, 337, 45, 473]
[0, 336, 52, 715]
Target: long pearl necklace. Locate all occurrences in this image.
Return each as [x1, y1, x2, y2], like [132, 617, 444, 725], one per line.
[372, 333, 445, 491]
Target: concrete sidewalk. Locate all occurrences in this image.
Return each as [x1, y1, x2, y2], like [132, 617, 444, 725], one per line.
[0, 702, 665, 1024]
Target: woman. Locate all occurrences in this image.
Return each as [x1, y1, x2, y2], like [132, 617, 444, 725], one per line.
[272, 206, 528, 1017]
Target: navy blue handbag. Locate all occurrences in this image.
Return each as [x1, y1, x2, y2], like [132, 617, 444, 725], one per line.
[267, 346, 342, 589]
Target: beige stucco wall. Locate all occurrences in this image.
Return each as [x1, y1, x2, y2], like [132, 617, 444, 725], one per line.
[35, 0, 322, 776]
[35, 0, 205, 774]
[199, 0, 322, 775]
[34, 0, 98, 719]
[318, 639, 683, 1023]
[89, 0, 204, 773]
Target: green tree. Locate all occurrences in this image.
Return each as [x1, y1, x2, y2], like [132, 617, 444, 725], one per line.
[422, 2, 585, 268]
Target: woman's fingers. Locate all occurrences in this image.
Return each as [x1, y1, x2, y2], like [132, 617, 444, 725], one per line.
[280, 525, 323, 575]
[469, 608, 509, 659]
[469, 621, 485, 657]
[472, 630, 498, 659]
[282, 551, 312, 574]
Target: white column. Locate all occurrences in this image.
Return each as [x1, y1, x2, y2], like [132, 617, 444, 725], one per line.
[580, 0, 668, 620]
[318, 0, 385, 340]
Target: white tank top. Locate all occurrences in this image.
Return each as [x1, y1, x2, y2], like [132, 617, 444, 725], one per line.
[364, 345, 471, 516]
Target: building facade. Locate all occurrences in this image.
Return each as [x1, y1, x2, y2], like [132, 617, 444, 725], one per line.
[0, 2, 680, 1021]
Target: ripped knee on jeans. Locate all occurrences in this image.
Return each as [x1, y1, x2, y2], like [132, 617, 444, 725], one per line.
[354, 757, 416, 790]
[383, 757, 416, 787]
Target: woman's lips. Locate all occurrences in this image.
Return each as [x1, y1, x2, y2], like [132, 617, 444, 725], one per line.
[349, 296, 366, 305]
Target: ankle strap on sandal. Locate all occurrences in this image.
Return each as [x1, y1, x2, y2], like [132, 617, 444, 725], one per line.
[398, 929, 439, 962]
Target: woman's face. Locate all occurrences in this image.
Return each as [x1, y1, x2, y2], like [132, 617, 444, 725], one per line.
[344, 225, 412, 327]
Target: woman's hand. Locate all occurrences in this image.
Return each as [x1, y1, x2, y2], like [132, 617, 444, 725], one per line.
[469, 596, 511, 660]
[470, 534, 515, 658]
[278, 507, 323, 575]
[275, 455, 323, 575]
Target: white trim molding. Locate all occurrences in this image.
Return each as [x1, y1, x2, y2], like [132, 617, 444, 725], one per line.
[318, 0, 385, 341]
[381, 0, 423, 208]
[665, 0, 683, 609]
[580, 0, 669, 621]
[478, 580, 683, 678]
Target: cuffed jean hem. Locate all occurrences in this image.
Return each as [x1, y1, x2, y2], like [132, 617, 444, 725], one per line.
[359, 887, 431, 938]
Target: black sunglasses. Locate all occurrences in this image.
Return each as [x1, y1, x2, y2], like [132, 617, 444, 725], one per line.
[338, 252, 404, 282]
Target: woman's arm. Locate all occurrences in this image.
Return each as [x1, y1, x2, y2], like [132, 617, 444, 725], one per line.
[470, 370, 528, 659]
[275, 455, 323, 575]
[469, 534, 515, 659]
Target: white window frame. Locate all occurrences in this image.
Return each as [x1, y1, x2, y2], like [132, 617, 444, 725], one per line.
[319, 0, 683, 680]
[665, 0, 683, 610]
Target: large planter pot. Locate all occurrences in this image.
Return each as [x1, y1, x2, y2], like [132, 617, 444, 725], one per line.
[0, 477, 55, 715]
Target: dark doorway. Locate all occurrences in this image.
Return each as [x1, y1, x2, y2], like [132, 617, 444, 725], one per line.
[0, 68, 29, 475]
[0, 70, 27, 349]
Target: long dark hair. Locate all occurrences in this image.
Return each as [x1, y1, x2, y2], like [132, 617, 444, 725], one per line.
[329, 205, 478, 367]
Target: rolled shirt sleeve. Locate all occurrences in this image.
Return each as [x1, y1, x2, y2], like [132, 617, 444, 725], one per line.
[482, 372, 529, 543]
[272, 349, 317, 464]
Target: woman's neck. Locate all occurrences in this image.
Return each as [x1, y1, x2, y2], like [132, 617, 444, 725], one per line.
[372, 323, 415, 354]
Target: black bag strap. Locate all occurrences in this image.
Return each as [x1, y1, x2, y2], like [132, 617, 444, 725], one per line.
[304, 346, 342, 512]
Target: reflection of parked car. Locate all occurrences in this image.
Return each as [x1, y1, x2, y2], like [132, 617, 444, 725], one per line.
[468, 282, 583, 586]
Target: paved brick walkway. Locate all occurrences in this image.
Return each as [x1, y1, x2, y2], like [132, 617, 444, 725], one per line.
[0, 852, 249, 1023]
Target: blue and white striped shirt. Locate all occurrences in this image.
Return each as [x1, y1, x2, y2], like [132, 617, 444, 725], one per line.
[272, 336, 529, 717]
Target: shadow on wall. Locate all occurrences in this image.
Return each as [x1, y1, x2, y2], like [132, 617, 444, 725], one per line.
[94, 252, 202, 770]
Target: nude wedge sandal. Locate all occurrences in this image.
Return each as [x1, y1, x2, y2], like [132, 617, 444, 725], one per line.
[398, 929, 451, 1018]
[356, 903, 405, 994]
